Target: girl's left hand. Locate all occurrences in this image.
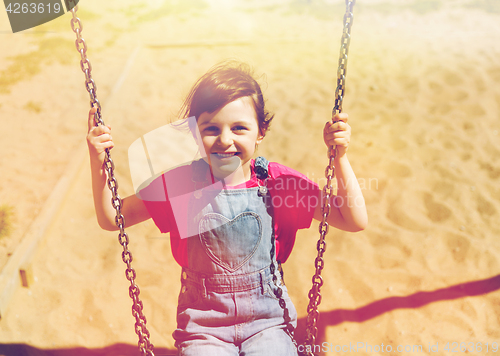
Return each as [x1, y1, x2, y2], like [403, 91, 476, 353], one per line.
[324, 112, 351, 157]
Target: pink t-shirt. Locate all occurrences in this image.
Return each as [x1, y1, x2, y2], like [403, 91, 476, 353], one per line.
[139, 159, 319, 268]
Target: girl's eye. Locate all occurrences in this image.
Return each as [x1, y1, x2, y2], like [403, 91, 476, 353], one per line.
[233, 126, 247, 131]
[204, 126, 218, 132]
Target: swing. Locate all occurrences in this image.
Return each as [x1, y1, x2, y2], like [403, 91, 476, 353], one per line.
[68, 1, 355, 355]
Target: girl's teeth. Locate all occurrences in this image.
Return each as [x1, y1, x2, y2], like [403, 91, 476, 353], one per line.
[216, 153, 235, 158]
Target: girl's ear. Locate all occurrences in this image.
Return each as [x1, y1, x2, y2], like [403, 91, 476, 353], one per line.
[257, 127, 267, 143]
[256, 133, 264, 145]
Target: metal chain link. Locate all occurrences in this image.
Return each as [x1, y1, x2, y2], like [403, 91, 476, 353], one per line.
[68, 3, 155, 355]
[269, 222, 299, 348]
[302, 1, 355, 355]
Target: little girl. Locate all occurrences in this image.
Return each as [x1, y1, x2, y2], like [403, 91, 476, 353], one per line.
[87, 61, 367, 356]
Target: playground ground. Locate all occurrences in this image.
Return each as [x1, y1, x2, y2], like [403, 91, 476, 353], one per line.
[0, 0, 500, 354]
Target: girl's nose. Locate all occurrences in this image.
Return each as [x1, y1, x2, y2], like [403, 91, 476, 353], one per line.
[218, 129, 233, 146]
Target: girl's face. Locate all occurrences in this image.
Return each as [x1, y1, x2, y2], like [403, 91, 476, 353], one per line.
[196, 96, 263, 183]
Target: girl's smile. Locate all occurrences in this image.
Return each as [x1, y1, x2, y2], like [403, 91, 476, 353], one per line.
[213, 152, 238, 158]
[196, 96, 263, 185]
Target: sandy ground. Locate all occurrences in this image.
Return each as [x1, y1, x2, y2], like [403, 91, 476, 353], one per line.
[1, 0, 500, 355]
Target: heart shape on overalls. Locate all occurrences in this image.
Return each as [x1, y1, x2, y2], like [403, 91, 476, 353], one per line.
[199, 212, 262, 273]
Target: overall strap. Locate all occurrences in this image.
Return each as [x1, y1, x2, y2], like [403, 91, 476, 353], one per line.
[254, 156, 269, 180]
[254, 157, 270, 198]
[255, 156, 295, 339]
[191, 158, 210, 182]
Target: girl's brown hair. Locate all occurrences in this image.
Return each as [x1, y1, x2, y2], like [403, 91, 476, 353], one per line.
[179, 60, 274, 136]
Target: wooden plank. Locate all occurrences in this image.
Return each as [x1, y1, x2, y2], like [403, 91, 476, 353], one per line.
[0, 147, 86, 319]
[0, 46, 140, 319]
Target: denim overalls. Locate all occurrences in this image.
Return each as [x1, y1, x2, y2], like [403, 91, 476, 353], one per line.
[173, 157, 298, 356]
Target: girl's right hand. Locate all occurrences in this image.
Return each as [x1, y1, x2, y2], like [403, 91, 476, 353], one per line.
[87, 106, 114, 166]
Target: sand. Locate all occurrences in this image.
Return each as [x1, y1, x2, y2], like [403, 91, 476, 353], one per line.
[1, 0, 500, 355]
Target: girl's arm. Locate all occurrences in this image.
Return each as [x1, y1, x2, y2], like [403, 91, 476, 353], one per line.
[313, 113, 368, 232]
[87, 107, 151, 231]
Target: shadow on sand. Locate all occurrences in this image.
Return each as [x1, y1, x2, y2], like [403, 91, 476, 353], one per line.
[295, 273, 500, 345]
[0, 343, 175, 356]
[1, 274, 499, 355]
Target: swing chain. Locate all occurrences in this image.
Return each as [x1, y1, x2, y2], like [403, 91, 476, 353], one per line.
[68, 3, 155, 355]
[303, 1, 355, 355]
[333, 0, 355, 116]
